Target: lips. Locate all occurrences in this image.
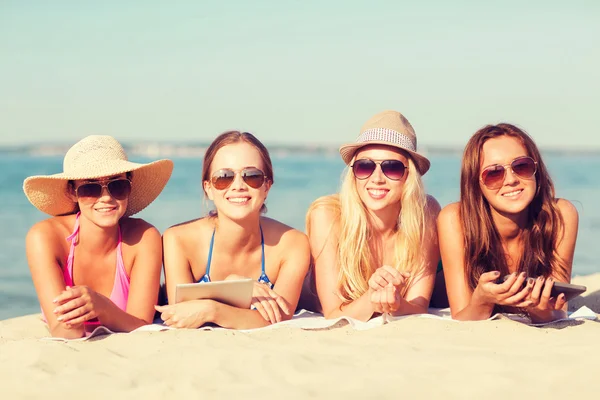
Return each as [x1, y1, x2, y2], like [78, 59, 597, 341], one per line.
[367, 188, 389, 200]
[227, 196, 251, 205]
[95, 206, 117, 213]
[501, 189, 523, 198]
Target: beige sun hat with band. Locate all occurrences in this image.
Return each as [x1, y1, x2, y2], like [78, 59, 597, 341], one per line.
[339, 110, 431, 175]
[23, 135, 174, 217]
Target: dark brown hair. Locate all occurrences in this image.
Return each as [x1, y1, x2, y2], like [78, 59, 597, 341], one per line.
[202, 131, 273, 213]
[460, 123, 566, 292]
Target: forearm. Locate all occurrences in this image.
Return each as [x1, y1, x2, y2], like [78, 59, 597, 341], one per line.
[98, 302, 150, 332]
[49, 323, 86, 339]
[211, 302, 272, 329]
[451, 298, 496, 321]
[391, 297, 429, 317]
[323, 292, 375, 322]
[527, 308, 567, 324]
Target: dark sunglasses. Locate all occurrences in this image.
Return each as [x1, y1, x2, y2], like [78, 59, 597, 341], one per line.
[480, 156, 537, 190]
[351, 159, 407, 181]
[75, 178, 132, 201]
[211, 168, 267, 190]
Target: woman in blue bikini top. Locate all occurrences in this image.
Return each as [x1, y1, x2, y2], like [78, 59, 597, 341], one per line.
[157, 131, 310, 330]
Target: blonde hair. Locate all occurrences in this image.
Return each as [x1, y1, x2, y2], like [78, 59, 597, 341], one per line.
[306, 156, 428, 304]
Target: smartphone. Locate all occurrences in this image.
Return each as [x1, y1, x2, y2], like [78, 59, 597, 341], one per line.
[550, 281, 587, 302]
[501, 275, 586, 301]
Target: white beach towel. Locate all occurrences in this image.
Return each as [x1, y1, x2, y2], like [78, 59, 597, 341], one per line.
[41, 306, 598, 342]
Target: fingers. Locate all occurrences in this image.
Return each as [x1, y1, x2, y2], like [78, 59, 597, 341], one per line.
[501, 279, 531, 305]
[380, 266, 404, 286]
[554, 293, 567, 310]
[527, 276, 544, 307]
[370, 285, 399, 314]
[57, 303, 96, 324]
[496, 272, 527, 296]
[538, 277, 555, 310]
[369, 273, 390, 291]
[53, 296, 88, 317]
[370, 290, 384, 314]
[252, 299, 271, 322]
[385, 286, 399, 312]
[479, 271, 501, 285]
[53, 286, 83, 305]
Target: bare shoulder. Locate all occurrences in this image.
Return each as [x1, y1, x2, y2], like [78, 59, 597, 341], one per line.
[261, 217, 308, 247]
[437, 202, 462, 231]
[120, 217, 161, 243]
[26, 215, 73, 246]
[425, 194, 442, 218]
[307, 194, 340, 231]
[163, 217, 210, 241]
[555, 198, 579, 223]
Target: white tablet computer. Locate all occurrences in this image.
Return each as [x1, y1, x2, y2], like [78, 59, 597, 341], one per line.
[175, 278, 254, 309]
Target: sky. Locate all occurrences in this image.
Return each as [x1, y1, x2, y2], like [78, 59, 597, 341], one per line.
[0, 1, 598, 149]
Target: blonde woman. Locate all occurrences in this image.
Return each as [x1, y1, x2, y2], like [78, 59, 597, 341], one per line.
[23, 135, 173, 338]
[302, 111, 441, 321]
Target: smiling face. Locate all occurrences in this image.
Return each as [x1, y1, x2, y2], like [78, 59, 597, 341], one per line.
[352, 144, 409, 215]
[70, 173, 130, 228]
[479, 135, 537, 217]
[203, 142, 271, 221]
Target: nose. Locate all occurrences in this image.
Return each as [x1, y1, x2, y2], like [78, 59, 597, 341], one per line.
[369, 164, 386, 183]
[503, 166, 519, 186]
[99, 184, 113, 199]
[230, 172, 246, 190]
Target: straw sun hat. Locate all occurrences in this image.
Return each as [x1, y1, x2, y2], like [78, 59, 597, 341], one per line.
[23, 135, 174, 217]
[339, 110, 430, 175]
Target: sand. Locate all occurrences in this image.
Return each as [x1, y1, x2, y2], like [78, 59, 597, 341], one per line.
[1, 273, 599, 399]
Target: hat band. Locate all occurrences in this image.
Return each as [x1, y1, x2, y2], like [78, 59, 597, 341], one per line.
[356, 128, 416, 152]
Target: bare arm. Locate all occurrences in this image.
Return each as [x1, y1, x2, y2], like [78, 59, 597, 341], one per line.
[438, 203, 496, 320]
[527, 199, 579, 323]
[26, 221, 85, 339]
[308, 206, 376, 321]
[162, 226, 196, 305]
[268, 229, 311, 321]
[392, 195, 441, 316]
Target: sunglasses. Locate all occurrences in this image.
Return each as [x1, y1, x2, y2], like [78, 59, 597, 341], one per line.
[211, 168, 267, 190]
[480, 156, 537, 190]
[351, 159, 407, 181]
[75, 178, 132, 201]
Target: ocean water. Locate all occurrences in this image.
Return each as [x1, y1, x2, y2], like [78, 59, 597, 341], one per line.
[1, 152, 599, 320]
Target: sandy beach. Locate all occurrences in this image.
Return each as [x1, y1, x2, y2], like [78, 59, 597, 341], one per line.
[1, 273, 598, 400]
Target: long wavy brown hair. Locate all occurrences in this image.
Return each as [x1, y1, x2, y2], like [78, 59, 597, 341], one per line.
[460, 123, 566, 291]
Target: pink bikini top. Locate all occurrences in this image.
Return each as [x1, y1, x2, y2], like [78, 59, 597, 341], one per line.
[41, 213, 130, 324]
[63, 212, 130, 311]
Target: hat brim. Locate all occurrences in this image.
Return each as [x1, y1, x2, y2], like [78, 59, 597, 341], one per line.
[339, 142, 430, 175]
[23, 159, 174, 217]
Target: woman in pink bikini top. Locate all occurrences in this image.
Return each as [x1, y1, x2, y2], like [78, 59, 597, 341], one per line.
[23, 135, 173, 339]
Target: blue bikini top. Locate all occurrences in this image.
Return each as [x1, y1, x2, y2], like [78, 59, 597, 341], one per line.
[198, 225, 273, 288]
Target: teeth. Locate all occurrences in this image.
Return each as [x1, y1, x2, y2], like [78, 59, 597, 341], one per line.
[228, 198, 250, 204]
[96, 208, 114, 212]
[502, 190, 522, 197]
[368, 189, 388, 196]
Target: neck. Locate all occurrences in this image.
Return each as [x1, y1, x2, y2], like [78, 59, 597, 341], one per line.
[76, 217, 120, 253]
[491, 208, 529, 241]
[213, 214, 262, 252]
[366, 203, 400, 240]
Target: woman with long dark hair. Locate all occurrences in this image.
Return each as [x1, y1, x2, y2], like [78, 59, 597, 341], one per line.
[438, 123, 578, 322]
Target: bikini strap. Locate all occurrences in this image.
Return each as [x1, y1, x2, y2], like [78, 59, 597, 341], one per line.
[200, 229, 215, 283]
[257, 225, 271, 286]
[66, 212, 81, 243]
